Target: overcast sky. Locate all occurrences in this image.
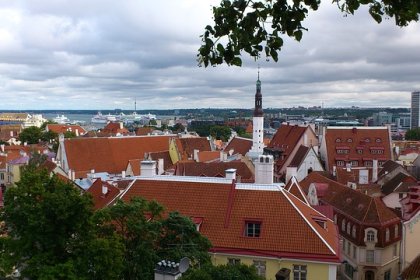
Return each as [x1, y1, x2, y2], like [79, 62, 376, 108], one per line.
[0, 0, 419, 110]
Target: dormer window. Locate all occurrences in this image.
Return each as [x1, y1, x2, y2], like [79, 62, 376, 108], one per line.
[342, 219, 346, 231]
[385, 228, 390, 242]
[335, 138, 342, 143]
[394, 225, 399, 238]
[365, 138, 371, 143]
[375, 138, 382, 143]
[352, 225, 357, 238]
[347, 222, 351, 235]
[366, 230, 375, 242]
[245, 221, 261, 237]
[347, 138, 353, 143]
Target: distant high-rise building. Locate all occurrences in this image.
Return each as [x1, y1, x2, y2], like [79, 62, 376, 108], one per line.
[411, 91, 420, 129]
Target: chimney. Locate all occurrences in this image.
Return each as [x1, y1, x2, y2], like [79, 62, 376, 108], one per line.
[102, 184, 108, 195]
[220, 151, 224, 162]
[372, 159, 378, 182]
[75, 129, 79, 137]
[225, 169, 236, 181]
[91, 169, 95, 175]
[285, 166, 298, 184]
[255, 155, 274, 184]
[122, 170, 126, 179]
[68, 169, 72, 179]
[71, 171, 75, 181]
[141, 160, 157, 177]
[193, 149, 199, 161]
[304, 134, 308, 146]
[333, 165, 337, 177]
[119, 122, 123, 130]
[157, 158, 164, 175]
[0, 144, 4, 152]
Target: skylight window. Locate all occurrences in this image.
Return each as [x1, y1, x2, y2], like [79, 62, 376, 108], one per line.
[245, 221, 261, 237]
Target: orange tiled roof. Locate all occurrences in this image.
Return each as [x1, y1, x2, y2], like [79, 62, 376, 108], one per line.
[120, 178, 340, 262]
[174, 161, 254, 182]
[64, 136, 173, 175]
[101, 122, 129, 136]
[224, 137, 252, 156]
[300, 172, 399, 226]
[47, 124, 87, 135]
[177, 137, 212, 159]
[285, 178, 309, 204]
[323, 127, 392, 173]
[136, 127, 154, 136]
[0, 155, 7, 169]
[197, 151, 220, 162]
[87, 179, 120, 210]
[401, 254, 420, 279]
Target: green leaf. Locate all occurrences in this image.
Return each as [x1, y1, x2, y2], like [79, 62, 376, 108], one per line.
[294, 30, 303, 41]
[231, 57, 242, 66]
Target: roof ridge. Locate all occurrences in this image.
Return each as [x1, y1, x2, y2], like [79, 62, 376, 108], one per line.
[280, 188, 337, 255]
[362, 198, 374, 223]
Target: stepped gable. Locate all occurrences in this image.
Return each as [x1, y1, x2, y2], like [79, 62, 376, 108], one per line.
[224, 137, 252, 156]
[300, 172, 399, 226]
[174, 161, 254, 182]
[64, 135, 173, 176]
[288, 145, 310, 167]
[87, 178, 120, 210]
[120, 177, 339, 262]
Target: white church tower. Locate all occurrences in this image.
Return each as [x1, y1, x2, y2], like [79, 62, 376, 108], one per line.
[247, 69, 265, 160]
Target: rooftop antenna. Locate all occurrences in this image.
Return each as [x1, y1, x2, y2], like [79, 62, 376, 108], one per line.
[134, 98, 137, 113]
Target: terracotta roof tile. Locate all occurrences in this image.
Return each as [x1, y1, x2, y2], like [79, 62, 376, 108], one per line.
[197, 151, 221, 162]
[136, 127, 154, 136]
[47, 124, 87, 135]
[224, 137, 252, 156]
[381, 172, 417, 195]
[289, 145, 310, 167]
[401, 254, 420, 279]
[300, 172, 399, 226]
[174, 161, 254, 182]
[177, 137, 212, 159]
[64, 136, 173, 176]
[120, 178, 340, 261]
[87, 179, 120, 210]
[324, 127, 392, 173]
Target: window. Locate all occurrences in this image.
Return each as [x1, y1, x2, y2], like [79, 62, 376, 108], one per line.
[245, 222, 261, 237]
[384, 270, 391, 280]
[346, 240, 351, 255]
[352, 226, 357, 238]
[335, 138, 341, 143]
[337, 160, 345, 166]
[399, 193, 404, 199]
[357, 149, 363, 154]
[334, 214, 337, 224]
[347, 138, 353, 143]
[366, 250, 375, 263]
[364, 161, 372, 167]
[385, 228, 390, 242]
[394, 225, 399, 237]
[253, 260, 266, 278]
[365, 138, 371, 142]
[293, 265, 307, 280]
[353, 245, 357, 259]
[379, 161, 385, 167]
[376, 138, 382, 143]
[228, 258, 241, 265]
[347, 222, 351, 235]
[351, 160, 358, 167]
[367, 230, 375, 242]
[344, 263, 354, 278]
[342, 219, 346, 231]
[378, 149, 384, 154]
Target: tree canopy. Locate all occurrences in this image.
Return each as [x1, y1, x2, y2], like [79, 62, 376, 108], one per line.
[180, 263, 264, 280]
[405, 128, 420, 140]
[198, 0, 420, 66]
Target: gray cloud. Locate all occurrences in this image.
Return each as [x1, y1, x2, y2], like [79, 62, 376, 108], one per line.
[0, 0, 419, 110]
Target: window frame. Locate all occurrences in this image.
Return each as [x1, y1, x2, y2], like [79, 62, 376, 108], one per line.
[293, 264, 307, 280]
[244, 221, 262, 238]
[253, 260, 266, 278]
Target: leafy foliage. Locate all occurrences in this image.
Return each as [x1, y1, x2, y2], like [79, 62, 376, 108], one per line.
[97, 198, 212, 280]
[180, 263, 264, 280]
[210, 125, 232, 141]
[405, 128, 420, 140]
[0, 166, 124, 279]
[18, 126, 43, 144]
[198, 0, 420, 66]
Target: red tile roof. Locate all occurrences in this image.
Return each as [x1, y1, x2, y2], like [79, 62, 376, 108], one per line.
[197, 151, 221, 162]
[224, 137, 252, 156]
[401, 254, 420, 279]
[87, 179, 120, 210]
[101, 122, 129, 136]
[285, 177, 309, 204]
[323, 127, 392, 173]
[174, 161, 254, 182]
[136, 127, 154, 136]
[288, 145, 310, 168]
[63, 136, 173, 176]
[47, 124, 87, 135]
[176, 137, 212, 160]
[120, 178, 340, 262]
[300, 172, 399, 226]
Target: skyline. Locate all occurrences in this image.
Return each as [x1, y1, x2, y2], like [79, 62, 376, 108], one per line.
[0, 1, 420, 110]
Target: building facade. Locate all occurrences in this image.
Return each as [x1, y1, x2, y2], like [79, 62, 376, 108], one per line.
[410, 91, 420, 129]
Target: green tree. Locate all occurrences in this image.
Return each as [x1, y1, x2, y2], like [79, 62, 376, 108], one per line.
[0, 166, 124, 279]
[18, 126, 43, 144]
[180, 263, 264, 280]
[41, 130, 59, 142]
[405, 128, 420, 140]
[99, 198, 212, 280]
[40, 120, 57, 130]
[198, 0, 420, 66]
[210, 125, 232, 141]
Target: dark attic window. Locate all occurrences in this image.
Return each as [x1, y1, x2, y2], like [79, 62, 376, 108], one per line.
[245, 221, 261, 237]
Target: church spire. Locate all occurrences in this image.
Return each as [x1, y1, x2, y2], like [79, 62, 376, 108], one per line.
[254, 66, 263, 117]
